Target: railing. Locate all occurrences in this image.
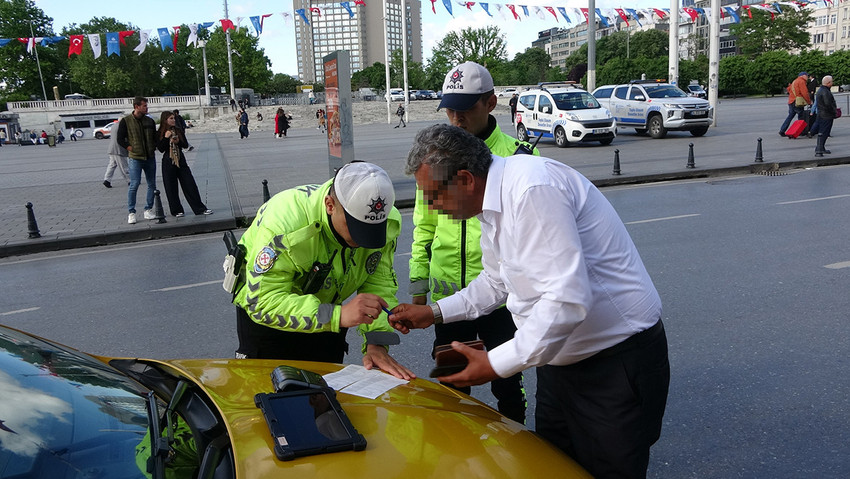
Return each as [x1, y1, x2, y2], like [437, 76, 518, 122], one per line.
[8, 95, 203, 111]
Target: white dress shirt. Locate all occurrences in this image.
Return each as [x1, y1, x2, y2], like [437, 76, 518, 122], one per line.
[437, 155, 662, 378]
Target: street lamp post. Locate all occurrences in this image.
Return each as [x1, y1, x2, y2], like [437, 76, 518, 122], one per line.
[199, 40, 211, 109]
[224, 0, 236, 101]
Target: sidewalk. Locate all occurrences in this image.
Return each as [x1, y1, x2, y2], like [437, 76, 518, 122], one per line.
[1, 95, 847, 258]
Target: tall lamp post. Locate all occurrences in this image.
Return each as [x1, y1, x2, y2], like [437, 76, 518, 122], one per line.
[199, 40, 211, 108]
[224, 0, 236, 101]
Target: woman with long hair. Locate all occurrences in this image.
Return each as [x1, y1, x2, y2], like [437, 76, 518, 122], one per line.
[156, 111, 212, 217]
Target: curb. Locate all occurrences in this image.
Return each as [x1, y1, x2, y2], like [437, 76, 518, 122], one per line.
[2, 156, 848, 258]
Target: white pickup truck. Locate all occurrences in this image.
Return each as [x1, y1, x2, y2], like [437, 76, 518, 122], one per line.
[592, 81, 713, 139]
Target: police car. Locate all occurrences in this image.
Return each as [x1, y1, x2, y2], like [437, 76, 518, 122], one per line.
[515, 82, 616, 148]
[592, 80, 713, 139]
[0, 324, 591, 478]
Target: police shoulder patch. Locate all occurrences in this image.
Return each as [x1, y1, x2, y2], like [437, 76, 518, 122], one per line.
[253, 246, 278, 274]
[365, 251, 382, 275]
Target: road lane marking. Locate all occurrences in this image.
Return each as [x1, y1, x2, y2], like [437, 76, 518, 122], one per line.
[824, 261, 850, 270]
[148, 280, 221, 292]
[1, 307, 40, 316]
[778, 194, 850, 205]
[625, 214, 700, 225]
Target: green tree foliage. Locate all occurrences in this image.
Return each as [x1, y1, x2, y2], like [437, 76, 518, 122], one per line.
[351, 62, 386, 89]
[429, 26, 508, 70]
[0, 0, 64, 102]
[266, 73, 303, 94]
[498, 47, 551, 85]
[679, 55, 709, 87]
[748, 50, 792, 95]
[204, 27, 273, 94]
[729, 9, 812, 58]
[718, 55, 750, 96]
[389, 49, 426, 88]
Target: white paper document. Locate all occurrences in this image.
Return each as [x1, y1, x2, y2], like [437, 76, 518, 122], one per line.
[323, 364, 408, 399]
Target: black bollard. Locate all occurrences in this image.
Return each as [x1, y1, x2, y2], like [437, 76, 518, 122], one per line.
[754, 137, 764, 163]
[153, 190, 167, 224]
[262, 179, 271, 203]
[612, 149, 622, 175]
[686, 143, 696, 169]
[26, 202, 41, 238]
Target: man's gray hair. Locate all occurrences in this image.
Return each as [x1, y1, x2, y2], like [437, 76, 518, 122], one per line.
[405, 124, 492, 180]
[822, 75, 833, 86]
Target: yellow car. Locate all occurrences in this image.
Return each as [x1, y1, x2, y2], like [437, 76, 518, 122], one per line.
[0, 325, 590, 478]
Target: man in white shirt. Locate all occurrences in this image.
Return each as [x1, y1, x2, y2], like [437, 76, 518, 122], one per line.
[390, 124, 670, 478]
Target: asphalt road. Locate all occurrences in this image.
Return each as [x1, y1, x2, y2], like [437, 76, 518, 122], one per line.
[1, 165, 849, 478]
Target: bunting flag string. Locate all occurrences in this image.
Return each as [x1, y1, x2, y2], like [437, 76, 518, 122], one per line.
[0, 0, 838, 59]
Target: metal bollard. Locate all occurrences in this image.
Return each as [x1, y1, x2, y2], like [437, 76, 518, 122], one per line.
[153, 190, 167, 224]
[754, 137, 764, 163]
[26, 202, 41, 238]
[263, 179, 271, 203]
[612, 149, 622, 175]
[686, 143, 696, 169]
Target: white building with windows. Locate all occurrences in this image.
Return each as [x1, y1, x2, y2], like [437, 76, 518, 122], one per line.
[293, 0, 422, 84]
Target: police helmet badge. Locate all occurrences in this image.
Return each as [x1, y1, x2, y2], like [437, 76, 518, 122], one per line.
[365, 251, 382, 274]
[253, 246, 278, 274]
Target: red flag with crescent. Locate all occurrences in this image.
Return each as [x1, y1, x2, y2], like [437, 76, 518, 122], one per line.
[653, 8, 667, 18]
[354, 0, 365, 5]
[310, 7, 322, 16]
[507, 5, 520, 20]
[615, 8, 630, 26]
[119, 30, 135, 45]
[221, 19, 235, 32]
[465, 2, 475, 9]
[69, 35, 84, 57]
[430, 0, 436, 13]
[580, 8, 589, 21]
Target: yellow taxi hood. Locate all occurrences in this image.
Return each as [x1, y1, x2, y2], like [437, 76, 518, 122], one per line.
[149, 358, 591, 479]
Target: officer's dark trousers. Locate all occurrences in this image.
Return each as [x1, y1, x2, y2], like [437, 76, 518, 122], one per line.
[236, 307, 348, 363]
[434, 307, 527, 424]
[536, 320, 670, 479]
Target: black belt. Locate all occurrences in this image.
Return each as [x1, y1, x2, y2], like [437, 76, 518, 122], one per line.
[590, 319, 664, 361]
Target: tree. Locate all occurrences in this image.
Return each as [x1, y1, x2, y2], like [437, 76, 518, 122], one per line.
[389, 49, 426, 88]
[204, 27, 273, 94]
[0, 0, 64, 102]
[718, 55, 751, 96]
[730, 9, 812, 58]
[266, 73, 302, 94]
[429, 26, 508, 71]
[351, 62, 386, 89]
[498, 47, 551, 85]
[748, 50, 792, 95]
[679, 55, 709, 87]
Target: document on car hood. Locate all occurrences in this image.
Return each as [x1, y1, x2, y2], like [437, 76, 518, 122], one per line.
[323, 365, 408, 399]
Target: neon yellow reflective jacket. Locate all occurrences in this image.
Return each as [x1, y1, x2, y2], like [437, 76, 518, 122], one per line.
[409, 120, 538, 300]
[233, 178, 401, 352]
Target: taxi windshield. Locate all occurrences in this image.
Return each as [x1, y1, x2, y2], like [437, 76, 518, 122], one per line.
[551, 91, 601, 110]
[644, 85, 689, 99]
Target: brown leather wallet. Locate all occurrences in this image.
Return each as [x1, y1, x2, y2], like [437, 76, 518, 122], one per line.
[429, 340, 485, 378]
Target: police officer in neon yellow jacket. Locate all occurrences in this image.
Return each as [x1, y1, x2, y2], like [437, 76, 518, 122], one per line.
[234, 162, 415, 380]
[409, 62, 538, 422]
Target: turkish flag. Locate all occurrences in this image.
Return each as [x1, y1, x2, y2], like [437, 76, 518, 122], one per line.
[119, 30, 135, 45]
[69, 35, 84, 57]
[221, 19, 235, 32]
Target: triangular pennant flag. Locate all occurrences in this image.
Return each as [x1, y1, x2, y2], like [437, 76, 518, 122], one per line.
[119, 30, 135, 45]
[250, 16, 263, 34]
[187, 24, 199, 47]
[557, 7, 571, 23]
[198, 22, 215, 32]
[88, 33, 102, 58]
[172, 27, 180, 52]
[615, 8, 630, 26]
[429, 0, 437, 13]
[280, 12, 293, 25]
[106, 32, 121, 56]
[18, 37, 35, 53]
[653, 8, 667, 19]
[341, 2, 355, 17]
[507, 4, 521, 20]
[221, 19, 235, 31]
[724, 6, 741, 22]
[157, 27, 173, 51]
[683, 7, 699, 21]
[68, 35, 84, 57]
[134, 29, 151, 54]
[442, 0, 453, 15]
[296, 9, 310, 25]
[0, 39, 12, 47]
[595, 8, 610, 27]
[625, 8, 642, 26]
[532, 6, 546, 20]
[354, 0, 365, 5]
[40, 36, 64, 46]
[580, 8, 590, 22]
[480, 3, 492, 16]
[545, 6, 558, 20]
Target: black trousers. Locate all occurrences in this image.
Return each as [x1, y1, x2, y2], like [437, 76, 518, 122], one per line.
[236, 306, 349, 363]
[161, 156, 207, 216]
[536, 320, 670, 479]
[434, 306, 527, 424]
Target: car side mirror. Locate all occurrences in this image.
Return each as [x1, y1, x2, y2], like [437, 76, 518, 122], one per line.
[634, 95, 646, 101]
[543, 106, 552, 114]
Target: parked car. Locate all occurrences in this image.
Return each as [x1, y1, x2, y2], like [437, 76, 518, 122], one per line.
[0, 324, 590, 479]
[497, 87, 518, 98]
[593, 80, 713, 138]
[515, 82, 616, 148]
[686, 83, 707, 99]
[413, 89, 438, 100]
[64, 93, 91, 100]
[387, 88, 406, 102]
[93, 120, 119, 139]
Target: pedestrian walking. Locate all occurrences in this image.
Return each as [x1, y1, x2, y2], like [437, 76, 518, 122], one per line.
[394, 103, 406, 128]
[103, 120, 130, 188]
[239, 110, 250, 139]
[779, 72, 811, 137]
[0, 128, 6, 146]
[509, 93, 518, 125]
[275, 108, 292, 138]
[814, 75, 838, 157]
[156, 111, 213, 217]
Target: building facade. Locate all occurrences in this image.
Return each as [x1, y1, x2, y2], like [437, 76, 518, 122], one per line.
[293, 0, 422, 84]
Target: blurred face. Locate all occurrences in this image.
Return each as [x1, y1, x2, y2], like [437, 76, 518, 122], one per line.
[444, 94, 496, 136]
[414, 163, 479, 220]
[166, 115, 176, 126]
[325, 195, 358, 247]
[133, 101, 148, 117]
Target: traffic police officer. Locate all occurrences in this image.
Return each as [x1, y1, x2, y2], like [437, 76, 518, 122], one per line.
[232, 162, 414, 380]
[409, 61, 537, 422]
